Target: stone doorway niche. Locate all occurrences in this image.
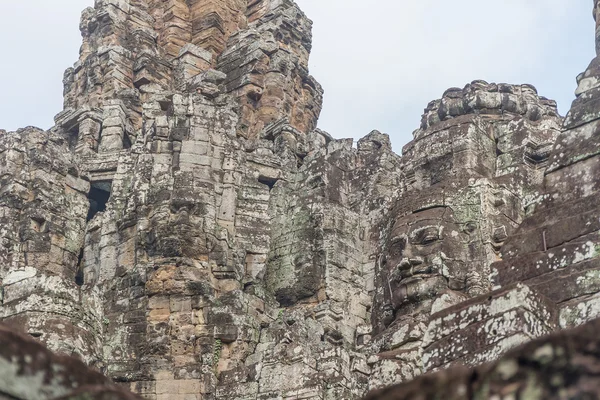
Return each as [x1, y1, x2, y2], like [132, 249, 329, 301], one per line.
[258, 175, 279, 191]
[87, 180, 113, 221]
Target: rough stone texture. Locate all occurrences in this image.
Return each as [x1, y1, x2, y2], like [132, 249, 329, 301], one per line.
[364, 82, 561, 390]
[490, 0, 600, 333]
[0, 127, 98, 361]
[4, 0, 600, 399]
[0, 323, 141, 399]
[59, 0, 322, 148]
[2, 1, 394, 398]
[364, 317, 600, 400]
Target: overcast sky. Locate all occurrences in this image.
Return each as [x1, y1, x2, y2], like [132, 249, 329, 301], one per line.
[0, 1, 594, 152]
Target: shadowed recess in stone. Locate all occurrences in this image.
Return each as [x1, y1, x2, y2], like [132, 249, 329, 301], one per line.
[87, 181, 112, 221]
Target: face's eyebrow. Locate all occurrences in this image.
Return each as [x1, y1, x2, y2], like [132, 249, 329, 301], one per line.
[411, 225, 439, 231]
[389, 234, 407, 244]
[409, 225, 440, 236]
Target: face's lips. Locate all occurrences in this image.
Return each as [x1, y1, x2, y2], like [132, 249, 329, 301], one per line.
[400, 265, 434, 283]
[392, 274, 446, 307]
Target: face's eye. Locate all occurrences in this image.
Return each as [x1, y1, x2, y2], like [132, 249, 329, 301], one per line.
[413, 227, 440, 245]
[387, 236, 406, 259]
[421, 233, 439, 245]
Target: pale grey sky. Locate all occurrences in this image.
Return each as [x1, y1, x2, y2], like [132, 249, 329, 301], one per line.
[0, 1, 595, 152]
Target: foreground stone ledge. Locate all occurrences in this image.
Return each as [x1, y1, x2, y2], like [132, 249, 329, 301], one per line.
[0, 324, 141, 400]
[364, 316, 600, 400]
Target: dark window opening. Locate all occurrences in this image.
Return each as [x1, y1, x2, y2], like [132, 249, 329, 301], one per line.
[258, 176, 279, 191]
[75, 248, 84, 287]
[134, 76, 152, 89]
[87, 181, 112, 221]
[296, 153, 307, 169]
[159, 100, 172, 112]
[123, 133, 132, 149]
[524, 150, 550, 168]
[67, 125, 79, 151]
[30, 217, 47, 233]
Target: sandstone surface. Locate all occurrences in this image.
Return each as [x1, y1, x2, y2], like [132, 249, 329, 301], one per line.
[3, 0, 600, 399]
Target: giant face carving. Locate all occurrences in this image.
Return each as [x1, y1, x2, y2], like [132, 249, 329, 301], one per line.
[378, 201, 488, 328]
[372, 81, 561, 333]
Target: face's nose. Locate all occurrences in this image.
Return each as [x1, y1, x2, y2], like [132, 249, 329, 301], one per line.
[397, 257, 426, 281]
[398, 257, 424, 270]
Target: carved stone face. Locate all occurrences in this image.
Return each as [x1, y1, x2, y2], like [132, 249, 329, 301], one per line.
[381, 205, 484, 325]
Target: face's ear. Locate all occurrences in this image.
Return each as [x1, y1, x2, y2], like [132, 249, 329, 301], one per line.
[462, 221, 478, 234]
[466, 270, 487, 296]
[491, 225, 508, 251]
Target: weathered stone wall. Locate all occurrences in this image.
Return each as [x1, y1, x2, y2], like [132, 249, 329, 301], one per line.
[0, 2, 397, 397]
[4, 1, 600, 399]
[490, 2, 600, 333]
[362, 1, 600, 394]
[0, 128, 100, 362]
[60, 0, 322, 153]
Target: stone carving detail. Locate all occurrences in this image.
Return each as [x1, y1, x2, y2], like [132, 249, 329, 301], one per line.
[364, 82, 561, 390]
[3, 0, 600, 399]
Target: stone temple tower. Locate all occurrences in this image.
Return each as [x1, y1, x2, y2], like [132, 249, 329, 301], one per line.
[5, 1, 600, 400]
[0, 0, 399, 398]
[59, 0, 324, 153]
